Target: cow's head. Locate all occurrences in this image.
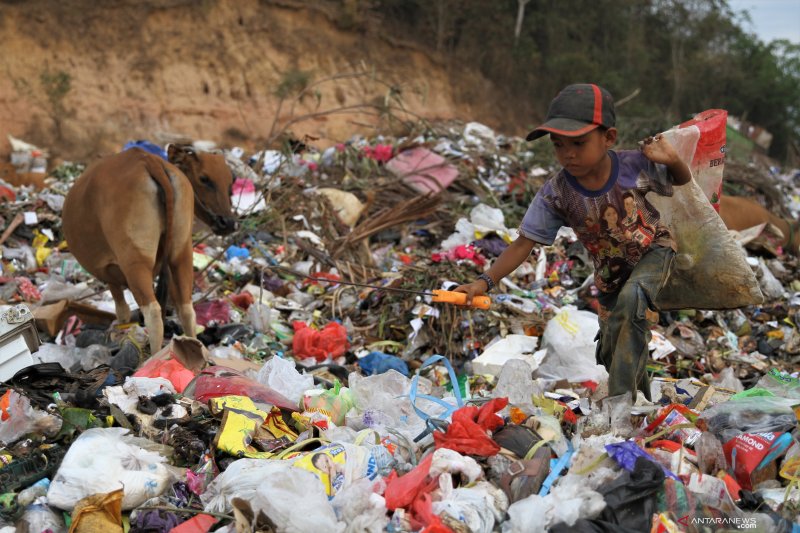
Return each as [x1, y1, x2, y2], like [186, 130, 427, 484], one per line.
[168, 144, 237, 235]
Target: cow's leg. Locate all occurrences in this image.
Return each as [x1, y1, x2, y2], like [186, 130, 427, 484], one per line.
[108, 283, 131, 324]
[120, 260, 163, 354]
[168, 245, 197, 340]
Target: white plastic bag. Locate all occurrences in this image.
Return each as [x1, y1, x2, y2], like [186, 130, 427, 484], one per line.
[472, 335, 543, 377]
[502, 480, 605, 532]
[433, 480, 508, 533]
[251, 466, 345, 533]
[47, 428, 176, 510]
[256, 355, 314, 405]
[202, 459, 295, 514]
[537, 306, 607, 383]
[331, 478, 388, 533]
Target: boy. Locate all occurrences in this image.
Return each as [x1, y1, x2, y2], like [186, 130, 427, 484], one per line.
[456, 83, 691, 400]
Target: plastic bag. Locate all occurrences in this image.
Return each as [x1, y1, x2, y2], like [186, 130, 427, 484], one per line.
[358, 351, 409, 377]
[250, 466, 345, 533]
[472, 335, 544, 377]
[293, 321, 349, 362]
[133, 358, 195, 393]
[303, 381, 356, 426]
[47, 427, 176, 510]
[493, 359, 543, 408]
[754, 369, 800, 400]
[346, 370, 429, 444]
[16, 499, 67, 533]
[697, 397, 797, 443]
[433, 398, 508, 456]
[502, 478, 605, 532]
[202, 459, 295, 514]
[549, 458, 664, 533]
[537, 306, 607, 383]
[331, 478, 389, 533]
[256, 355, 313, 405]
[0, 390, 62, 445]
[187, 366, 298, 411]
[648, 110, 763, 309]
[433, 480, 508, 533]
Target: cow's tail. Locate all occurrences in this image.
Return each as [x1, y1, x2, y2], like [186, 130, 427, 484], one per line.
[143, 156, 175, 321]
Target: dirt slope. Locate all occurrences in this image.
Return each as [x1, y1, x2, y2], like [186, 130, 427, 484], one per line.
[0, 0, 506, 160]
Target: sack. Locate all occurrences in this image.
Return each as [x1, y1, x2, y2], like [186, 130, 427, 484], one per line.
[47, 428, 176, 510]
[648, 110, 763, 310]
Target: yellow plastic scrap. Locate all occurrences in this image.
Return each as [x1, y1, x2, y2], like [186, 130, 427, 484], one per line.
[532, 395, 567, 419]
[32, 231, 52, 266]
[208, 395, 268, 419]
[211, 395, 277, 459]
[214, 409, 274, 459]
[265, 407, 298, 441]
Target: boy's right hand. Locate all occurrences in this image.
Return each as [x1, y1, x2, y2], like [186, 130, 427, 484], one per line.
[453, 280, 489, 304]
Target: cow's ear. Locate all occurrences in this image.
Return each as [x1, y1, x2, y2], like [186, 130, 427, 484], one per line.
[167, 144, 198, 165]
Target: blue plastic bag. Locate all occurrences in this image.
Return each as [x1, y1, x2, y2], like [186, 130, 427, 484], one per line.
[359, 351, 409, 377]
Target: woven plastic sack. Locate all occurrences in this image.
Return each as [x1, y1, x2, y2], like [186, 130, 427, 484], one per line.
[648, 110, 763, 310]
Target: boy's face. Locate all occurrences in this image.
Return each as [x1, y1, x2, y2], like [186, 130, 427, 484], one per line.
[550, 128, 617, 178]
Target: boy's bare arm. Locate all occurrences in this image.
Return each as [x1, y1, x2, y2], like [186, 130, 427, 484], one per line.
[454, 235, 537, 300]
[640, 134, 692, 185]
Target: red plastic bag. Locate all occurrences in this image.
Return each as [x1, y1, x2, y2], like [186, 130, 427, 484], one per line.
[292, 321, 349, 362]
[384, 455, 453, 532]
[133, 358, 195, 393]
[433, 397, 508, 456]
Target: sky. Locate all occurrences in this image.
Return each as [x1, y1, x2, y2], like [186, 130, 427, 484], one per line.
[727, 0, 800, 44]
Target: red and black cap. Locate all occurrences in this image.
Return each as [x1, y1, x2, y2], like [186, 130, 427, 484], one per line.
[526, 84, 616, 141]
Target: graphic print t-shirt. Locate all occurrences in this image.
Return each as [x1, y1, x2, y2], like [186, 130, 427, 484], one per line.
[519, 150, 676, 293]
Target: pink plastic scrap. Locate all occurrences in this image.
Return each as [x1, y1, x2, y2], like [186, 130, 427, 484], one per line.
[385, 147, 459, 194]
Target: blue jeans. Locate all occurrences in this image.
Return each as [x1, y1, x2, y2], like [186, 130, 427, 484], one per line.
[596, 247, 675, 400]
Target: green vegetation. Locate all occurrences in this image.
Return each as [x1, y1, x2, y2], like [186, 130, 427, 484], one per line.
[328, 0, 800, 162]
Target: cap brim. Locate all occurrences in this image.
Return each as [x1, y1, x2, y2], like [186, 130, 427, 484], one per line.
[525, 118, 599, 141]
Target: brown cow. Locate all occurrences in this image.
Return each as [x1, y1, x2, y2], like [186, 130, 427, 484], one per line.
[719, 195, 800, 255]
[62, 145, 237, 353]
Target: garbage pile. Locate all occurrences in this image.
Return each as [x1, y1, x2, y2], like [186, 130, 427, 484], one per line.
[0, 125, 799, 532]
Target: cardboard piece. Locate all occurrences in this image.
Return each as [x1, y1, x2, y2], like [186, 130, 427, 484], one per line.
[141, 336, 209, 374]
[208, 355, 262, 373]
[688, 385, 716, 411]
[33, 300, 116, 337]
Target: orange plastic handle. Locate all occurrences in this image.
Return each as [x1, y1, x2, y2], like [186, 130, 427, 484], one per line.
[431, 290, 491, 310]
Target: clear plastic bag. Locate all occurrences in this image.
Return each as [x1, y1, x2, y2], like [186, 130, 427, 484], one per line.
[16, 499, 66, 533]
[697, 397, 798, 443]
[754, 370, 800, 400]
[649, 112, 763, 310]
[0, 390, 62, 445]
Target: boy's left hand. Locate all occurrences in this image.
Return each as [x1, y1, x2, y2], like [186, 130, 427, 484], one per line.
[639, 134, 681, 166]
